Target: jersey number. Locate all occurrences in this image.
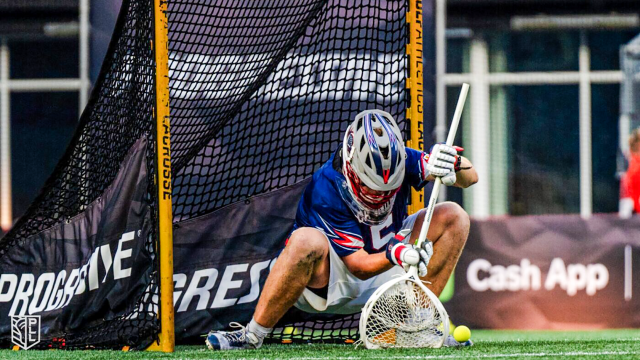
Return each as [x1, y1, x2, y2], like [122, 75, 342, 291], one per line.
[370, 215, 394, 250]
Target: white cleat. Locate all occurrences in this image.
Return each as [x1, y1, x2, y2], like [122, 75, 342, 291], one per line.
[205, 322, 262, 350]
[444, 334, 474, 347]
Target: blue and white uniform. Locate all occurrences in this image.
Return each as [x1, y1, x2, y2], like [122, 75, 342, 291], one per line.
[292, 147, 428, 314]
[205, 109, 464, 352]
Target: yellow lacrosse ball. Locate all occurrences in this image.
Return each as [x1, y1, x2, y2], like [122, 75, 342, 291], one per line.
[453, 325, 471, 342]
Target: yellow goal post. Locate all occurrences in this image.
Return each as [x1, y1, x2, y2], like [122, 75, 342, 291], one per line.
[145, 0, 423, 351]
[406, 0, 425, 215]
[147, 0, 175, 352]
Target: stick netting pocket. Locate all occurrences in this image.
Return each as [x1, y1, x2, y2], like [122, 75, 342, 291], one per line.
[360, 277, 448, 349]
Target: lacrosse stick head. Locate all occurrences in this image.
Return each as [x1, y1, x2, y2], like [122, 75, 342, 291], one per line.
[359, 270, 449, 349]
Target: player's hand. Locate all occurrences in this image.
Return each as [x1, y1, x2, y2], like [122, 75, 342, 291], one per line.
[406, 241, 433, 277]
[385, 230, 433, 277]
[424, 143, 462, 186]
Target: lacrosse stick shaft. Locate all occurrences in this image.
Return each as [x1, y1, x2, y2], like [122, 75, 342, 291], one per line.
[413, 83, 469, 253]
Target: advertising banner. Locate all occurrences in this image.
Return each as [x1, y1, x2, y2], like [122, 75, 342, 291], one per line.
[446, 215, 640, 329]
[171, 179, 307, 339]
[0, 139, 155, 346]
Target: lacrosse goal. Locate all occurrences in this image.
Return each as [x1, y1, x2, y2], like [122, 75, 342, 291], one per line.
[0, 0, 425, 352]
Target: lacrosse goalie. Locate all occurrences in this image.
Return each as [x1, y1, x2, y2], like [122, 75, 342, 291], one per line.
[206, 109, 478, 350]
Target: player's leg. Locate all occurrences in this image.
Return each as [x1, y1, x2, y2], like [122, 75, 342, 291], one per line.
[253, 227, 330, 327]
[206, 227, 330, 350]
[410, 201, 470, 296]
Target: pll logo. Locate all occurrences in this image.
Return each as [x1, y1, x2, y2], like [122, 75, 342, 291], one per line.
[11, 315, 40, 350]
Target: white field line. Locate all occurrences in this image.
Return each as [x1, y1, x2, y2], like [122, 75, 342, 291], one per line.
[176, 350, 639, 360]
[295, 351, 636, 359]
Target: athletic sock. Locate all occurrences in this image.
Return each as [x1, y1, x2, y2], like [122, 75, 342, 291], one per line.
[247, 318, 272, 344]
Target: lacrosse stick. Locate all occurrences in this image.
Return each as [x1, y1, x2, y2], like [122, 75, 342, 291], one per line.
[359, 83, 469, 349]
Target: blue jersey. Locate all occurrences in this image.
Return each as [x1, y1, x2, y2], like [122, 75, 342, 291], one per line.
[292, 148, 428, 257]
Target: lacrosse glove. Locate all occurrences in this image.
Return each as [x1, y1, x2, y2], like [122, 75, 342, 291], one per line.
[385, 229, 433, 277]
[422, 143, 463, 186]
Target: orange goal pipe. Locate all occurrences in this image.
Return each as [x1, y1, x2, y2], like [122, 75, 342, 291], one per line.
[407, 0, 424, 215]
[148, 0, 175, 352]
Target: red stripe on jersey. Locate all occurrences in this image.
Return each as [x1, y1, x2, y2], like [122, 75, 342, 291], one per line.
[333, 229, 364, 249]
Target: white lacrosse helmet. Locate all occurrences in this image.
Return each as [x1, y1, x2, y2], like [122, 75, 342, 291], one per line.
[340, 110, 406, 225]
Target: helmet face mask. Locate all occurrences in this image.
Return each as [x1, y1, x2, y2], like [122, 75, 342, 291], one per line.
[344, 161, 399, 210]
[336, 175, 397, 226]
[340, 110, 406, 225]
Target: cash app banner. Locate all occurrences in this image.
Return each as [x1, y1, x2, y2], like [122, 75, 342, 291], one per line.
[446, 214, 640, 329]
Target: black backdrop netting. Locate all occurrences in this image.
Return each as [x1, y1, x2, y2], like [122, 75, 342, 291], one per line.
[168, 0, 407, 342]
[168, 0, 407, 219]
[0, 0, 407, 348]
[0, 0, 159, 350]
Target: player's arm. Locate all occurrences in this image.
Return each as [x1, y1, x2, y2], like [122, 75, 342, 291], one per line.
[341, 250, 393, 280]
[424, 155, 477, 188]
[409, 146, 477, 189]
[342, 231, 432, 280]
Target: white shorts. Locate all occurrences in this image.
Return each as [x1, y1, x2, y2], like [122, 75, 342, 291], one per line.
[293, 212, 420, 315]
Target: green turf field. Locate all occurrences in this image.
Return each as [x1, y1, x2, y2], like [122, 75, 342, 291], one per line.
[5, 330, 640, 359]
